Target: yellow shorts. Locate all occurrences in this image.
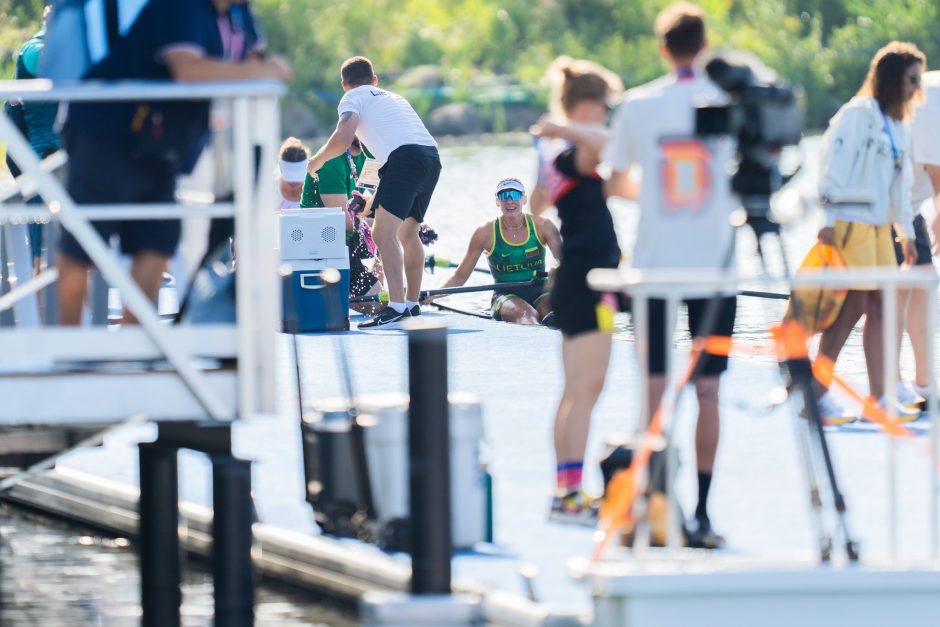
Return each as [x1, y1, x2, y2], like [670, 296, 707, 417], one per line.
[833, 221, 896, 290]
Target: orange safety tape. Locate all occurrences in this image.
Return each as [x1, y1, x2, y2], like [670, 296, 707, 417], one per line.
[813, 355, 914, 439]
[592, 346, 703, 561]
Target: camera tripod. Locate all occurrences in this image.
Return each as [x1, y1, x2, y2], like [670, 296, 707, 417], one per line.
[615, 211, 860, 563]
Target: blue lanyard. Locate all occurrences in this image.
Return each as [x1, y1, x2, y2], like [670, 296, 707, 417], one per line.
[880, 110, 903, 174]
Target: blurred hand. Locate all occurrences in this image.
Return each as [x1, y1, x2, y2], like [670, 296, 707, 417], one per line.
[904, 239, 917, 266]
[817, 227, 835, 245]
[530, 115, 563, 140]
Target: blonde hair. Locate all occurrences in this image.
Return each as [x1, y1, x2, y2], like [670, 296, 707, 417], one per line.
[547, 56, 624, 118]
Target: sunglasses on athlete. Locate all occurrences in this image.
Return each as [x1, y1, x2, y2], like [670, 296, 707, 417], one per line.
[496, 189, 524, 202]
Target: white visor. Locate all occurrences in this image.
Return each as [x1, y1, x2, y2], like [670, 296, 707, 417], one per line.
[280, 159, 308, 183]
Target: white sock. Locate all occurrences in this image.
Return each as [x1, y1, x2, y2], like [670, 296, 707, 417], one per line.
[388, 301, 406, 313]
[405, 300, 419, 310]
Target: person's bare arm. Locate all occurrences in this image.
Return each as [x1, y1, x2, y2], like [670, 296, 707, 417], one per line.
[321, 193, 349, 209]
[439, 225, 491, 290]
[307, 112, 359, 176]
[529, 184, 552, 217]
[164, 49, 292, 83]
[531, 119, 609, 177]
[535, 216, 563, 263]
[605, 168, 638, 201]
[926, 164, 940, 254]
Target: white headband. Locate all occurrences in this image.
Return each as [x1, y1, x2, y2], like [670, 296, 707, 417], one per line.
[279, 159, 308, 183]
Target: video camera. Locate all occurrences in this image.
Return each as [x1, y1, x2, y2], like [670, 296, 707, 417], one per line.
[695, 52, 804, 224]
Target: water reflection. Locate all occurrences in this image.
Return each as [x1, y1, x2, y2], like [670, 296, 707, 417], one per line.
[0, 505, 357, 626]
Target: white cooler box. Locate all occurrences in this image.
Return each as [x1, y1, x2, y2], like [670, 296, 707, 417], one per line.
[278, 207, 350, 332]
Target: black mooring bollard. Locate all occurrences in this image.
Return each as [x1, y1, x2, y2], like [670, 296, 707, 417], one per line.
[139, 442, 181, 627]
[408, 324, 452, 595]
[212, 454, 255, 627]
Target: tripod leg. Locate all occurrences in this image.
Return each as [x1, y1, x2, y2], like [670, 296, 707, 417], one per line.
[788, 357, 860, 562]
[784, 364, 833, 562]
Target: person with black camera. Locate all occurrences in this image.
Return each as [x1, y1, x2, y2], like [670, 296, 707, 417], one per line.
[603, 2, 737, 548]
[52, 0, 292, 325]
[306, 56, 441, 330]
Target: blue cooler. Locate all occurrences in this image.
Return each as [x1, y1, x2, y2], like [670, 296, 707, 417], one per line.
[279, 207, 350, 332]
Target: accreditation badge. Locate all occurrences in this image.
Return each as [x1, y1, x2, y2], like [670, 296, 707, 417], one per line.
[357, 159, 381, 190]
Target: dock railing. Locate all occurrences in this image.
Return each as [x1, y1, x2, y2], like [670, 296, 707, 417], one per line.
[588, 266, 940, 564]
[0, 79, 284, 424]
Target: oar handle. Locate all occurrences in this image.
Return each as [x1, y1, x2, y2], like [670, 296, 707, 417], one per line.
[350, 278, 546, 303]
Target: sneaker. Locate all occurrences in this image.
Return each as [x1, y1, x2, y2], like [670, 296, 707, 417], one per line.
[869, 395, 922, 423]
[548, 490, 599, 526]
[685, 514, 726, 550]
[408, 304, 421, 317]
[813, 392, 857, 426]
[913, 383, 937, 412]
[540, 311, 558, 328]
[896, 381, 926, 411]
[358, 306, 408, 329]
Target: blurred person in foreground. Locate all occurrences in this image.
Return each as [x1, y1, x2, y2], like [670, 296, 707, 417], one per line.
[53, 0, 291, 325]
[604, 2, 738, 548]
[529, 56, 623, 524]
[435, 177, 562, 325]
[893, 70, 940, 411]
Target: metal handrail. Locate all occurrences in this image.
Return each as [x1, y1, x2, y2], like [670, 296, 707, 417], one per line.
[587, 265, 939, 564]
[0, 79, 283, 420]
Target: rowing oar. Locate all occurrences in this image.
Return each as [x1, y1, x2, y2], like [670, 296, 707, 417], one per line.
[738, 289, 789, 300]
[350, 278, 545, 303]
[425, 254, 491, 275]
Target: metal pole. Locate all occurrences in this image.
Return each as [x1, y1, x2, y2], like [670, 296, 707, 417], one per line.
[664, 294, 681, 551]
[139, 441, 181, 627]
[212, 454, 255, 627]
[882, 284, 899, 562]
[928, 283, 939, 562]
[408, 323, 451, 595]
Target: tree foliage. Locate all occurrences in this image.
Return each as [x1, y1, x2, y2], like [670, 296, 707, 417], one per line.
[3, 0, 939, 128]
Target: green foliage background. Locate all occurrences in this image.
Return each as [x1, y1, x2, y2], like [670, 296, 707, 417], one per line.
[3, 0, 939, 129]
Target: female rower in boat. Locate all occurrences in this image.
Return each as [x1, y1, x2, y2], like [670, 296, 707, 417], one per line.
[530, 56, 623, 523]
[433, 177, 562, 325]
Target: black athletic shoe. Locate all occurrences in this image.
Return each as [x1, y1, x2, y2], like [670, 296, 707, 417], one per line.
[540, 311, 557, 328]
[409, 305, 421, 317]
[358, 307, 408, 329]
[685, 514, 725, 549]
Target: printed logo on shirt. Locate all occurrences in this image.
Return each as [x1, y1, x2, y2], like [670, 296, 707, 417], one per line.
[658, 138, 712, 213]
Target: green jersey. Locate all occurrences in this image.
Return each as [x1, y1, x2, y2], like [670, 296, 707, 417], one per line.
[299, 148, 370, 208]
[486, 214, 546, 283]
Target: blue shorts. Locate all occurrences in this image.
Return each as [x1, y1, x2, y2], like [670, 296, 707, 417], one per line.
[59, 134, 180, 265]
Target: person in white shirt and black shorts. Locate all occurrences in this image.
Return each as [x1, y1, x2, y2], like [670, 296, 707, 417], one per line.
[604, 2, 737, 549]
[307, 56, 441, 329]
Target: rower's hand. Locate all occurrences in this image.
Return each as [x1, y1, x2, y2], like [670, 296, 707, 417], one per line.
[817, 227, 835, 245]
[421, 294, 436, 306]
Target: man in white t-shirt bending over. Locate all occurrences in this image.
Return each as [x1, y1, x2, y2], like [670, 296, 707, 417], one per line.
[602, 2, 737, 549]
[308, 56, 441, 329]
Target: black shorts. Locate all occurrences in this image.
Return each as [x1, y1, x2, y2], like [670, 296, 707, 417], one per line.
[893, 214, 933, 266]
[349, 261, 380, 297]
[490, 283, 549, 320]
[373, 144, 441, 222]
[638, 296, 737, 377]
[60, 134, 180, 265]
[550, 262, 620, 337]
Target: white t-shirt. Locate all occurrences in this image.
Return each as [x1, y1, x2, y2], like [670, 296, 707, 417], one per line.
[337, 85, 436, 164]
[911, 71, 940, 207]
[603, 72, 737, 272]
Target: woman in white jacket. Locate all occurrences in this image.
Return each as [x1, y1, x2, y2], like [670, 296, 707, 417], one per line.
[816, 41, 923, 421]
